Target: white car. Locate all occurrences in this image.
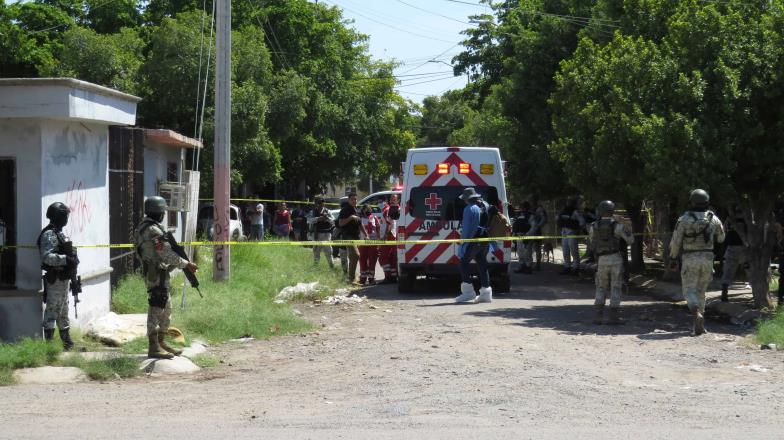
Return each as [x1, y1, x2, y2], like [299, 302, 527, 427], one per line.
[197, 203, 245, 241]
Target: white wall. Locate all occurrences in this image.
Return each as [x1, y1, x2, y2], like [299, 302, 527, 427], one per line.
[0, 120, 42, 291]
[143, 142, 184, 240]
[40, 120, 111, 326]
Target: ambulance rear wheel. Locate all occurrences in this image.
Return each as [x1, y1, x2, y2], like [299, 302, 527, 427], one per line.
[492, 273, 510, 294]
[398, 271, 415, 293]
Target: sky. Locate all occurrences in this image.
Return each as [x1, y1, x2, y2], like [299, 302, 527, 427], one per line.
[316, 0, 492, 103]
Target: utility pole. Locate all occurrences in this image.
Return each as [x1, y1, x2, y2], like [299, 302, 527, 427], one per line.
[213, 0, 231, 281]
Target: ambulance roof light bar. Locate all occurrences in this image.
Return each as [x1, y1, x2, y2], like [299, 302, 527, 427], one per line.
[437, 163, 449, 174]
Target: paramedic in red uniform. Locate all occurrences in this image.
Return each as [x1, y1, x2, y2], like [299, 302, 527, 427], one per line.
[359, 204, 380, 284]
[455, 187, 493, 303]
[378, 194, 400, 284]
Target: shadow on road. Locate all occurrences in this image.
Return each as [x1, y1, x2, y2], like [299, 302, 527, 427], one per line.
[463, 303, 752, 339]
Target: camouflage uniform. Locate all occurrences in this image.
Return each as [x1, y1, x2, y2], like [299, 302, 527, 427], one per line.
[38, 229, 70, 331]
[670, 211, 725, 315]
[135, 217, 188, 338]
[589, 220, 634, 309]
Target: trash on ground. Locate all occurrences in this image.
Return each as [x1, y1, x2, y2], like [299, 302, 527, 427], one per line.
[735, 364, 770, 373]
[320, 294, 366, 305]
[274, 282, 320, 303]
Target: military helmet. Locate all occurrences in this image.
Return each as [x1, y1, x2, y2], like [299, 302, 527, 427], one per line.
[597, 200, 615, 216]
[46, 202, 70, 227]
[689, 189, 710, 209]
[144, 196, 168, 215]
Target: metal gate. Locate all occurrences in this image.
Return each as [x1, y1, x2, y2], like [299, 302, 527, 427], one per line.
[108, 127, 144, 287]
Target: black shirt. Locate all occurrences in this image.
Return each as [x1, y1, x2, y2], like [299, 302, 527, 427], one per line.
[338, 205, 361, 239]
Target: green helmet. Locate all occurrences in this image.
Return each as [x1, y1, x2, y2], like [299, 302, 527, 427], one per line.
[597, 200, 615, 217]
[46, 202, 70, 227]
[144, 196, 168, 215]
[689, 189, 710, 210]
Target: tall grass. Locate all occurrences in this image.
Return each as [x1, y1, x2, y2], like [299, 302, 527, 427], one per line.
[112, 242, 346, 343]
[0, 339, 62, 385]
[756, 309, 784, 346]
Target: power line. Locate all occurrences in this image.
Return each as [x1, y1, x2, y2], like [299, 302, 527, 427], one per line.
[395, 75, 460, 88]
[323, 0, 457, 44]
[393, 0, 469, 25]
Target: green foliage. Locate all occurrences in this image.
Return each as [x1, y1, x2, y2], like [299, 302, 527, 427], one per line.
[111, 273, 149, 314]
[54, 26, 144, 94]
[756, 310, 784, 346]
[190, 354, 219, 368]
[0, 338, 62, 384]
[111, 242, 346, 343]
[59, 354, 142, 380]
[0, 338, 62, 370]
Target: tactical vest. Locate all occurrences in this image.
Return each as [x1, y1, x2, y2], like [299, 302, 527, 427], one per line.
[37, 225, 65, 272]
[682, 211, 716, 251]
[593, 219, 620, 256]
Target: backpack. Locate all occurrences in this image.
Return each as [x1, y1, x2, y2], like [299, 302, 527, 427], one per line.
[488, 207, 511, 238]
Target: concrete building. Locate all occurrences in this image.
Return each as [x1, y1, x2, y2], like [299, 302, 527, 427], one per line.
[0, 78, 139, 341]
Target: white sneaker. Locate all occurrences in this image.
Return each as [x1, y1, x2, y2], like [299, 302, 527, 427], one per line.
[477, 286, 493, 303]
[454, 282, 476, 303]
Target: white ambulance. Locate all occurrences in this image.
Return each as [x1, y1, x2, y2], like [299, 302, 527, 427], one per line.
[397, 146, 511, 293]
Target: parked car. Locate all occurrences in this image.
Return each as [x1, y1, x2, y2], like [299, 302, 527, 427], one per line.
[197, 203, 244, 240]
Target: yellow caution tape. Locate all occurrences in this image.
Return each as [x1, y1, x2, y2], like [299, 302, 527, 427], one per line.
[0, 232, 663, 250]
[200, 197, 344, 207]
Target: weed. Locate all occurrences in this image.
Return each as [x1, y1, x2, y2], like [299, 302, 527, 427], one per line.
[59, 354, 141, 381]
[0, 338, 61, 370]
[190, 355, 219, 368]
[111, 243, 345, 343]
[756, 310, 784, 346]
[0, 368, 14, 386]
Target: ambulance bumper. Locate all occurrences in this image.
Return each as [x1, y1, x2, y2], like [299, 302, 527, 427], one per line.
[399, 263, 509, 275]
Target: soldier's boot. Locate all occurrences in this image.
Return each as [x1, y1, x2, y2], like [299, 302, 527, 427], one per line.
[592, 304, 604, 325]
[692, 310, 705, 336]
[721, 284, 729, 302]
[148, 332, 174, 359]
[606, 308, 624, 325]
[158, 332, 183, 356]
[44, 328, 55, 341]
[59, 328, 74, 351]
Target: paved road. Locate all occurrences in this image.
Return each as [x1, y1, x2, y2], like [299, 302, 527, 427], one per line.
[1, 263, 781, 439]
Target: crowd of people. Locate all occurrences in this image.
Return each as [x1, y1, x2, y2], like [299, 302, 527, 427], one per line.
[239, 192, 401, 286]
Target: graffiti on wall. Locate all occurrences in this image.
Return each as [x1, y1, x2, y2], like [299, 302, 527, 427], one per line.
[64, 180, 93, 234]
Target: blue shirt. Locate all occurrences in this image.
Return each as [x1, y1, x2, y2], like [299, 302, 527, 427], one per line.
[461, 203, 482, 240]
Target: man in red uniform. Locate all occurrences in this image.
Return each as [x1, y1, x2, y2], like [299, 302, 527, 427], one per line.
[378, 194, 400, 284]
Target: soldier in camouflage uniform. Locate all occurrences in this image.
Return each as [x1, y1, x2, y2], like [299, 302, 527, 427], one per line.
[135, 196, 198, 359]
[37, 202, 76, 350]
[669, 189, 725, 336]
[588, 201, 634, 325]
[720, 206, 749, 302]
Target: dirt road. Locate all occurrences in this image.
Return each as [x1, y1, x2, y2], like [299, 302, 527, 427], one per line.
[1, 264, 782, 439]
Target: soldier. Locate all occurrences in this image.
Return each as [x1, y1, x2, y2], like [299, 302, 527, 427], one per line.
[720, 206, 749, 302]
[558, 197, 585, 275]
[529, 197, 548, 270]
[588, 201, 634, 325]
[38, 202, 76, 350]
[513, 201, 534, 274]
[669, 189, 725, 336]
[135, 196, 198, 359]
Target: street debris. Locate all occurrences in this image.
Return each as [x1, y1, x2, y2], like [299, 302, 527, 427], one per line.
[760, 344, 777, 351]
[735, 364, 770, 373]
[320, 294, 366, 305]
[274, 282, 321, 303]
[84, 312, 147, 346]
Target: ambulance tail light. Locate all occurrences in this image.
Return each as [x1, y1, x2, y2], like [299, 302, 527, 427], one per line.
[480, 164, 494, 174]
[458, 163, 471, 174]
[437, 163, 449, 174]
[413, 164, 428, 175]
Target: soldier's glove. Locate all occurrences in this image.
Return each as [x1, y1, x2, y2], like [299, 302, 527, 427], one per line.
[66, 255, 78, 267]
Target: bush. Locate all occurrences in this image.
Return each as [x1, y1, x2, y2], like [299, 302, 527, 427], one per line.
[756, 310, 784, 346]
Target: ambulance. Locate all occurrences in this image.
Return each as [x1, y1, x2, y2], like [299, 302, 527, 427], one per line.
[397, 146, 511, 293]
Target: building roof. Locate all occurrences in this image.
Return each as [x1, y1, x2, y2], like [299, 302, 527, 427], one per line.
[0, 77, 139, 125]
[142, 129, 203, 149]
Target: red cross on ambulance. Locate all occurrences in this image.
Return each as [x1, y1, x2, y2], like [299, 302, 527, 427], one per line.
[424, 193, 442, 211]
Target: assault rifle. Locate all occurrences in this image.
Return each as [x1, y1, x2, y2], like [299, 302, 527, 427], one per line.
[61, 241, 82, 318]
[163, 231, 202, 298]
